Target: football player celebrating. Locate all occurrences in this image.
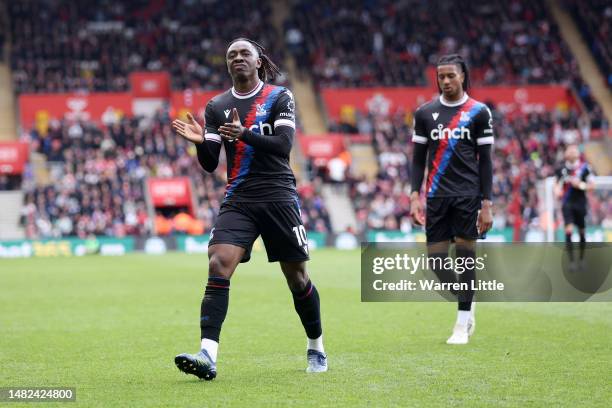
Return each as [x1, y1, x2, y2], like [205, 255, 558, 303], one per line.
[172, 38, 327, 379]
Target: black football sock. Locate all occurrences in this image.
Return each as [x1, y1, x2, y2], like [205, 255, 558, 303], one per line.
[291, 280, 322, 340]
[579, 232, 586, 260]
[456, 247, 476, 311]
[428, 253, 457, 300]
[565, 233, 574, 262]
[200, 277, 230, 343]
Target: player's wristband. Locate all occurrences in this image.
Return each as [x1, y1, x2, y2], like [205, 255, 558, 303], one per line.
[579, 181, 586, 190]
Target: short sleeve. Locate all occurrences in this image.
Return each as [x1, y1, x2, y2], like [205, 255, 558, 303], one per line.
[475, 105, 494, 146]
[411, 108, 427, 145]
[204, 100, 221, 144]
[272, 88, 296, 131]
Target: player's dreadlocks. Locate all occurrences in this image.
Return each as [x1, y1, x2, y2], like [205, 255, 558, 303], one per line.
[436, 54, 470, 93]
[228, 38, 281, 82]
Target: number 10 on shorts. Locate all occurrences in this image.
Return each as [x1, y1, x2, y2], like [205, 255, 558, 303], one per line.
[292, 225, 309, 254]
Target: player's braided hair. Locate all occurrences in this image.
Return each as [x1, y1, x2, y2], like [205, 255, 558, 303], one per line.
[436, 54, 470, 93]
[228, 37, 281, 82]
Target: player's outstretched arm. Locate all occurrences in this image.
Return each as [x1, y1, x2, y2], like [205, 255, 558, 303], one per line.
[173, 110, 222, 173]
[173, 113, 204, 144]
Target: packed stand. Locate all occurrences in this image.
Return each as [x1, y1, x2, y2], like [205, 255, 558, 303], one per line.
[297, 178, 334, 233]
[331, 104, 609, 236]
[19, 113, 332, 239]
[286, 0, 577, 88]
[8, 0, 282, 93]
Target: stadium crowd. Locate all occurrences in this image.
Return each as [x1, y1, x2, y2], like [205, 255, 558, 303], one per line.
[17, 102, 608, 239]
[286, 0, 575, 87]
[330, 104, 610, 234]
[7, 0, 608, 99]
[3, 0, 610, 239]
[7, 0, 282, 93]
[286, 0, 606, 132]
[19, 113, 332, 239]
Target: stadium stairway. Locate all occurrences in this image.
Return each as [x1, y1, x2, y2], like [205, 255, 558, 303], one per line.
[270, 0, 326, 183]
[0, 191, 24, 240]
[585, 141, 611, 176]
[0, 4, 17, 141]
[30, 153, 51, 186]
[0, 63, 17, 141]
[547, 0, 612, 124]
[321, 184, 358, 233]
[283, 58, 328, 135]
[349, 144, 379, 181]
[271, 0, 327, 135]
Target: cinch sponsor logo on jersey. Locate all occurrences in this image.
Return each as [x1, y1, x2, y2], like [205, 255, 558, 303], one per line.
[249, 121, 273, 135]
[430, 124, 471, 140]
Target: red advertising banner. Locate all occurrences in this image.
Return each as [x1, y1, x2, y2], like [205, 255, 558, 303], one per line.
[130, 72, 171, 98]
[321, 85, 571, 120]
[147, 177, 193, 213]
[0, 142, 29, 175]
[19, 93, 132, 127]
[170, 90, 220, 120]
[298, 134, 346, 160]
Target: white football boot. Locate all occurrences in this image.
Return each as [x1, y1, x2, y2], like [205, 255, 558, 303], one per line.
[446, 324, 469, 345]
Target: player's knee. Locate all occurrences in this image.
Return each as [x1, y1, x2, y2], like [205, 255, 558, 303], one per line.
[281, 262, 309, 292]
[455, 238, 475, 252]
[288, 277, 309, 293]
[208, 253, 232, 279]
[290, 276, 309, 292]
[427, 241, 450, 254]
[565, 225, 574, 234]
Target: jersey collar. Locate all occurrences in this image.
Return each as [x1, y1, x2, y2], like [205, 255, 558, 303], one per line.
[440, 92, 469, 107]
[231, 81, 264, 99]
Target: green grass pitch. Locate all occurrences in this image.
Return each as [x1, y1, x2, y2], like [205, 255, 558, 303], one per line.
[1, 249, 610, 407]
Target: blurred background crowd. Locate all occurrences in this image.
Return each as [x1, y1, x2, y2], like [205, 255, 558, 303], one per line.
[1, 0, 609, 240]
